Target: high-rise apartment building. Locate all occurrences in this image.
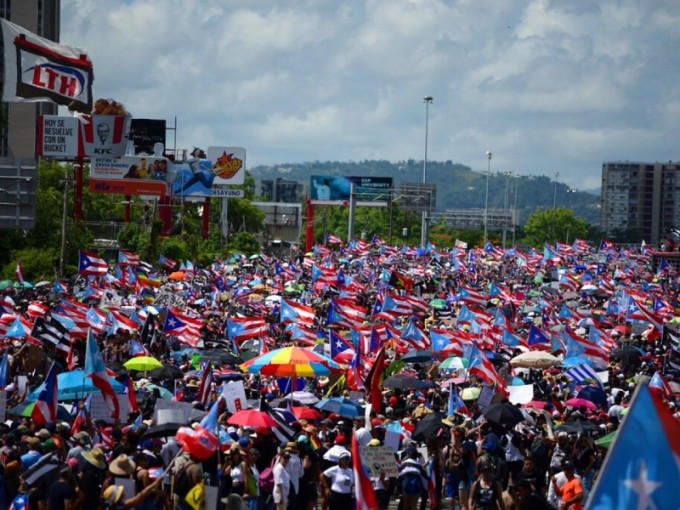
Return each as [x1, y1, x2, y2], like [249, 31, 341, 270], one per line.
[601, 161, 680, 246]
[0, 0, 60, 166]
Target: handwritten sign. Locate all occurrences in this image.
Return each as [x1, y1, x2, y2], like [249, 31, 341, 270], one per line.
[359, 446, 399, 477]
[222, 380, 247, 414]
[154, 399, 194, 424]
[90, 394, 132, 423]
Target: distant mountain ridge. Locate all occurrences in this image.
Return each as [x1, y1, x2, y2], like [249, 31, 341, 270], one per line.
[250, 160, 602, 225]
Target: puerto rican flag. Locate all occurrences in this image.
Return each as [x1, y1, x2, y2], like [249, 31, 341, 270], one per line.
[352, 434, 377, 510]
[84, 329, 119, 420]
[468, 343, 508, 396]
[326, 233, 344, 245]
[280, 298, 316, 325]
[31, 362, 58, 425]
[118, 250, 140, 267]
[159, 253, 177, 270]
[15, 262, 24, 283]
[648, 371, 674, 398]
[227, 316, 268, 342]
[78, 250, 108, 276]
[197, 362, 213, 407]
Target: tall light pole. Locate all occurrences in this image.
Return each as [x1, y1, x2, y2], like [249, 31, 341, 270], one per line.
[421, 95, 433, 247]
[552, 171, 559, 243]
[512, 173, 519, 246]
[503, 170, 512, 248]
[484, 150, 492, 245]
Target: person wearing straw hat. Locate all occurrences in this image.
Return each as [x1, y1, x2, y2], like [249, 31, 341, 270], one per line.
[101, 476, 164, 510]
[78, 447, 107, 510]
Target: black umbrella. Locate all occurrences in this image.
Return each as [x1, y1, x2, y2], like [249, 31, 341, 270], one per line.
[106, 361, 129, 377]
[199, 349, 242, 366]
[482, 402, 525, 426]
[412, 412, 447, 442]
[149, 364, 184, 380]
[383, 374, 432, 390]
[556, 420, 601, 435]
[611, 345, 644, 364]
[143, 422, 182, 438]
[401, 350, 435, 364]
[23, 452, 61, 486]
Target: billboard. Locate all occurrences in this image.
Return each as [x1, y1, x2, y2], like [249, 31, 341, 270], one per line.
[309, 175, 392, 201]
[172, 146, 246, 198]
[39, 115, 81, 158]
[89, 156, 171, 196]
[38, 114, 131, 158]
[128, 119, 166, 155]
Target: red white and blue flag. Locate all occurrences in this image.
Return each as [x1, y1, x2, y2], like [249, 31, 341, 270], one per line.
[79, 250, 108, 276]
[31, 362, 59, 425]
[351, 434, 377, 510]
[84, 329, 120, 420]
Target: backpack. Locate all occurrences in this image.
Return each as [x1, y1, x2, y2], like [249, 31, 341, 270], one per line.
[402, 472, 424, 496]
[173, 460, 194, 498]
[259, 458, 276, 493]
[446, 452, 465, 477]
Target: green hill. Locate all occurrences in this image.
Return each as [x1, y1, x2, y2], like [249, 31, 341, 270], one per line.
[250, 160, 601, 226]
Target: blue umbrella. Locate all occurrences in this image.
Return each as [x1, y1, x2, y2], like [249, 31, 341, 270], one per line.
[401, 349, 435, 363]
[315, 397, 365, 418]
[28, 370, 124, 401]
[577, 385, 607, 406]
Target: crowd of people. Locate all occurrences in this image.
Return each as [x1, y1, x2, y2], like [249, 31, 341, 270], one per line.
[0, 236, 678, 510]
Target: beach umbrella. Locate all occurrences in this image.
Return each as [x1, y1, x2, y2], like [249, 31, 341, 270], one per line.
[240, 346, 343, 377]
[412, 412, 447, 442]
[227, 410, 279, 428]
[28, 370, 125, 401]
[10, 402, 72, 421]
[383, 374, 431, 390]
[510, 351, 561, 369]
[124, 356, 163, 371]
[565, 398, 598, 411]
[168, 271, 187, 280]
[401, 349, 435, 364]
[315, 397, 365, 418]
[439, 357, 469, 373]
[148, 364, 184, 380]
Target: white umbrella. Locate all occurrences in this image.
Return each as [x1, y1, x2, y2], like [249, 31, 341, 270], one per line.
[284, 391, 319, 405]
[323, 444, 349, 462]
[509, 351, 561, 369]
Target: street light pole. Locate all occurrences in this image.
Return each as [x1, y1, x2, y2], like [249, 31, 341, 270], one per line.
[484, 151, 492, 245]
[552, 171, 559, 243]
[512, 173, 519, 246]
[421, 96, 433, 247]
[503, 170, 511, 248]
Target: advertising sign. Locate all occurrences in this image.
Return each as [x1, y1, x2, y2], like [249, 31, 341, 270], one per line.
[89, 155, 171, 196]
[38, 115, 81, 157]
[129, 119, 166, 155]
[80, 115, 130, 157]
[309, 175, 392, 202]
[172, 146, 246, 198]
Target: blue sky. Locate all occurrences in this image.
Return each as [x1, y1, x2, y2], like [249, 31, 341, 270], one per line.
[61, 0, 680, 190]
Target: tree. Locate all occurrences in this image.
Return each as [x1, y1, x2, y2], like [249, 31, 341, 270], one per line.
[521, 207, 588, 247]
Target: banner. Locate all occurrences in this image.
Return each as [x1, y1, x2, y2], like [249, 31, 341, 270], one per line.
[172, 146, 246, 198]
[0, 18, 93, 113]
[38, 115, 81, 158]
[90, 155, 171, 197]
[359, 445, 399, 477]
[310, 175, 392, 201]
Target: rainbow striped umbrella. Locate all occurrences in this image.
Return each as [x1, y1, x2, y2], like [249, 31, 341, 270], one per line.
[240, 346, 343, 377]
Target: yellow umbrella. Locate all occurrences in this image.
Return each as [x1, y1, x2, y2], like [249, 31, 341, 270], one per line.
[124, 356, 163, 371]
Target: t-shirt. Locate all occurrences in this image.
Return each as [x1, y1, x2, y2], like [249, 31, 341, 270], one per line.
[47, 481, 77, 510]
[323, 465, 354, 494]
[559, 477, 583, 510]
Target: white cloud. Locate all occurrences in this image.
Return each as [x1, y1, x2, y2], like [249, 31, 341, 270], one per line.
[59, 0, 680, 189]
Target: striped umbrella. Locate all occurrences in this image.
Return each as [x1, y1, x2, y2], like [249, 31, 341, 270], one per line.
[239, 346, 343, 377]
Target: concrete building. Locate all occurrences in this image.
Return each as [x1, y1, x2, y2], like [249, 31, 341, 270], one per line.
[600, 161, 680, 246]
[0, 0, 61, 166]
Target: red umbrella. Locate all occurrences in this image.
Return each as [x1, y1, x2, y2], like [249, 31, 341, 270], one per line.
[176, 425, 218, 460]
[565, 398, 598, 411]
[290, 406, 322, 421]
[227, 409, 279, 428]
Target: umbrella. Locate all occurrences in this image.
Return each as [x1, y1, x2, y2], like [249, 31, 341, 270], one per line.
[482, 402, 525, 426]
[106, 361, 129, 377]
[510, 351, 561, 369]
[227, 410, 279, 428]
[439, 357, 469, 373]
[9, 402, 72, 421]
[124, 356, 163, 371]
[315, 397, 365, 418]
[28, 370, 125, 401]
[556, 421, 600, 434]
[594, 430, 617, 449]
[411, 412, 447, 442]
[144, 384, 174, 399]
[290, 406, 323, 421]
[383, 374, 431, 390]
[460, 387, 482, 400]
[148, 364, 184, 380]
[0, 280, 13, 290]
[14, 281, 33, 288]
[429, 298, 448, 309]
[577, 385, 608, 406]
[176, 425, 219, 460]
[401, 350, 435, 364]
[565, 398, 598, 411]
[522, 400, 548, 410]
[199, 349, 243, 366]
[168, 271, 187, 280]
[143, 422, 182, 438]
[240, 346, 343, 377]
[611, 345, 644, 364]
[240, 339, 260, 352]
[284, 391, 320, 405]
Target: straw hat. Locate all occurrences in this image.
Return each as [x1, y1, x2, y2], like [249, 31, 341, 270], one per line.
[109, 454, 136, 476]
[103, 485, 125, 505]
[82, 447, 106, 469]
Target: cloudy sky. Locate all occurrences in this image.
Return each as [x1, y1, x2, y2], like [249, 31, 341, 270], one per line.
[61, 0, 680, 190]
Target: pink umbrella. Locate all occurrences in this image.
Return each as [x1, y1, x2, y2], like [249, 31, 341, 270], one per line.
[565, 398, 597, 411]
[522, 400, 548, 410]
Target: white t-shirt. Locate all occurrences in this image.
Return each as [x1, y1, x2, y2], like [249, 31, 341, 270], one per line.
[273, 462, 290, 504]
[323, 465, 354, 494]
